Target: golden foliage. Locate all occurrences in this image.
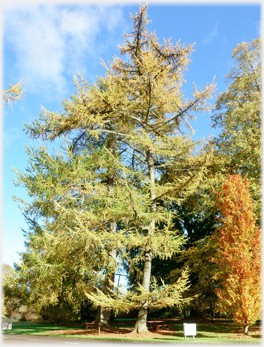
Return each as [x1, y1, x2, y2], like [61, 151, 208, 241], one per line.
[212, 174, 261, 329]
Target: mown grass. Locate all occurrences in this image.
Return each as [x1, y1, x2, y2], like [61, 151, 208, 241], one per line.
[2, 320, 262, 344]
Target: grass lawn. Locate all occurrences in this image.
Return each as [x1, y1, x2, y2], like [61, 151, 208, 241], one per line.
[2, 319, 262, 344]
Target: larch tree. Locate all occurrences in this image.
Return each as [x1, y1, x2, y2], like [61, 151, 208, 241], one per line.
[212, 174, 261, 334]
[210, 38, 261, 219]
[17, 5, 216, 333]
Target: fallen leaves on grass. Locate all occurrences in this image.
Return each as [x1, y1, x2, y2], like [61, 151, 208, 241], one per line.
[227, 326, 262, 339]
[44, 327, 178, 339]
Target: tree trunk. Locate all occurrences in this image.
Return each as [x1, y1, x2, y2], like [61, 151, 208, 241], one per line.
[133, 150, 155, 333]
[244, 326, 249, 335]
[133, 250, 153, 333]
[93, 176, 117, 329]
[94, 306, 111, 329]
[93, 231, 116, 329]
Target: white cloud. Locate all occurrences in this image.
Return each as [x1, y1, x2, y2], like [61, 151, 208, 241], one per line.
[4, 5, 125, 100]
[202, 23, 218, 45]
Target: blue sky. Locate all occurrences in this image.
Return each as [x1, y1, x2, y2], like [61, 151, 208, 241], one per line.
[2, 1, 261, 268]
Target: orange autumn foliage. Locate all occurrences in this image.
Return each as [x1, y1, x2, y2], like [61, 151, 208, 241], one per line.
[212, 174, 261, 330]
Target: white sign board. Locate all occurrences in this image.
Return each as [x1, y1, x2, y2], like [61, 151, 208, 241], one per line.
[183, 323, 196, 339]
[2, 319, 12, 330]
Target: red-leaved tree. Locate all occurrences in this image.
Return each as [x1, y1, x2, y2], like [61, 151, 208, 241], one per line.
[212, 174, 261, 334]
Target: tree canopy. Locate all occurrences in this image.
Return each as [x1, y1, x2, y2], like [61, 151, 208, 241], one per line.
[210, 38, 261, 217]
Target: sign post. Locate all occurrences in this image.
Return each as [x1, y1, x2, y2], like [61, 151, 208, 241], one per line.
[183, 323, 196, 340]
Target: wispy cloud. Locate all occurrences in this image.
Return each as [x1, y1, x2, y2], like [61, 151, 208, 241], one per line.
[202, 23, 218, 45]
[4, 5, 125, 100]
[4, 128, 20, 148]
